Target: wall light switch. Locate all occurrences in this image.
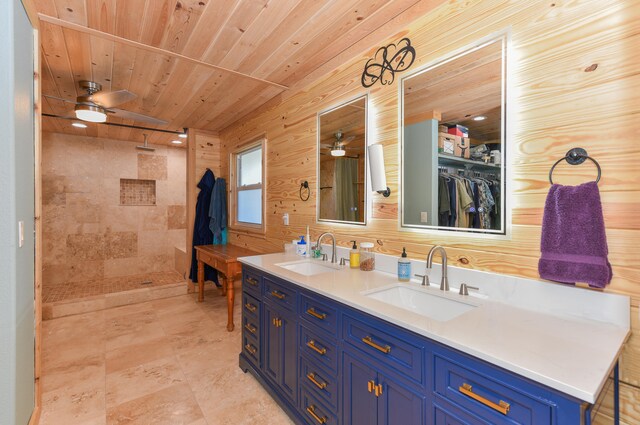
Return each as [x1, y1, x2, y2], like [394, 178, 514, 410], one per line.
[18, 221, 24, 247]
[420, 212, 428, 223]
[283, 213, 289, 226]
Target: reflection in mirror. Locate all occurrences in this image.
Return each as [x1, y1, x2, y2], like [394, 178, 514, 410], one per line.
[401, 35, 506, 234]
[318, 96, 367, 225]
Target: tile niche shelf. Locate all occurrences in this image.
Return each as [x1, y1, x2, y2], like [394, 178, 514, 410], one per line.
[119, 178, 157, 206]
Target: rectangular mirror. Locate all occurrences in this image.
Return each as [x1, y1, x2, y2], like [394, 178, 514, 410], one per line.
[317, 95, 367, 225]
[401, 34, 507, 235]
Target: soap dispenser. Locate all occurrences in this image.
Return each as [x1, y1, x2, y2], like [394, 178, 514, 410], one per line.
[398, 247, 411, 282]
[349, 240, 359, 268]
[296, 236, 307, 256]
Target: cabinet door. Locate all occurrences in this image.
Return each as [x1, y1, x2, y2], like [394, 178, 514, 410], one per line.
[263, 302, 297, 404]
[263, 303, 281, 384]
[343, 353, 378, 425]
[378, 373, 425, 425]
[280, 308, 298, 403]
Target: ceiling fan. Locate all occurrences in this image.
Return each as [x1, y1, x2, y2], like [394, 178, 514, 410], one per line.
[44, 80, 167, 125]
[320, 131, 355, 157]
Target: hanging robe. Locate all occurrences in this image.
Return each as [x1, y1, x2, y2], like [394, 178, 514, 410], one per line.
[189, 169, 219, 285]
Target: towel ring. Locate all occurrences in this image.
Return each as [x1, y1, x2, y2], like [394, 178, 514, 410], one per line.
[548, 147, 601, 185]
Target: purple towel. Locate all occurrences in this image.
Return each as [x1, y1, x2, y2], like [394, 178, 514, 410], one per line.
[538, 181, 612, 288]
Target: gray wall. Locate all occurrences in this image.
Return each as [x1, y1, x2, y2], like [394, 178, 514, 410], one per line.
[403, 120, 438, 226]
[0, 0, 35, 423]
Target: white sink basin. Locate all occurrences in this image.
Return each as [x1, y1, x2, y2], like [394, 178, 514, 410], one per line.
[363, 285, 476, 322]
[275, 259, 341, 276]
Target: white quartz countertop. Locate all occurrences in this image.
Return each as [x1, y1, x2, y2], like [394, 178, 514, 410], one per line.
[239, 251, 630, 403]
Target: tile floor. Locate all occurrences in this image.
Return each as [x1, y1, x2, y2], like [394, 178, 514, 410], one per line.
[39, 285, 295, 425]
[42, 271, 185, 303]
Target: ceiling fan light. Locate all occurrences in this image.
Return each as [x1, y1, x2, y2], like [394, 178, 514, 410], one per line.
[331, 147, 346, 157]
[75, 104, 107, 123]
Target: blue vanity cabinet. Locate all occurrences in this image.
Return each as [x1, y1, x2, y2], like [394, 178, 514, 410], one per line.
[239, 265, 587, 425]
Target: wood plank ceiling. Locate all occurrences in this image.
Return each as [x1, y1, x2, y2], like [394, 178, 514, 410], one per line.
[35, 0, 446, 146]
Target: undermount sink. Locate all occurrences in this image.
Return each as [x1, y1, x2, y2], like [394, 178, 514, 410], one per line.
[275, 259, 341, 276]
[363, 285, 476, 322]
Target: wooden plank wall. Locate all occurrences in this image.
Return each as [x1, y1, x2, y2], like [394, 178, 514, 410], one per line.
[185, 129, 221, 291]
[219, 0, 640, 422]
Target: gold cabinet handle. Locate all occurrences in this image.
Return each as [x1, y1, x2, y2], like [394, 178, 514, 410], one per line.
[272, 318, 282, 327]
[270, 290, 286, 300]
[459, 383, 510, 415]
[306, 340, 327, 355]
[367, 380, 374, 393]
[244, 302, 257, 313]
[375, 384, 383, 397]
[362, 336, 391, 354]
[306, 405, 327, 424]
[246, 277, 258, 286]
[244, 344, 257, 355]
[306, 372, 327, 390]
[244, 323, 257, 334]
[306, 308, 327, 320]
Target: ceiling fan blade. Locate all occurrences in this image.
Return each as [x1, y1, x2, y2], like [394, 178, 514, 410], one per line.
[92, 90, 137, 108]
[342, 136, 356, 145]
[43, 94, 79, 105]
[107, 108, 168, 125]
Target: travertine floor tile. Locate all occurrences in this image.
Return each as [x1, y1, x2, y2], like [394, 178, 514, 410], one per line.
[40, 283, 294, 425]
[106, 356, 186, 407]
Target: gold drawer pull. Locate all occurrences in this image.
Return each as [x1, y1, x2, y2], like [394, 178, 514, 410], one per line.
[459, 383, 510, 415]
[307, 372, 327, 390]
[244, 323, 257, 334]
[244, 344, 257, 355]
[306, 308, 327, 320]
[244, 302, 257, 313]
[246, 277, 259, 286]
[270, 290, 286, 300]
[362, 336, 391, 354]
[367, 380, 374, 393]
[306, 340, 327, 355]
[306, 405, 327, 424]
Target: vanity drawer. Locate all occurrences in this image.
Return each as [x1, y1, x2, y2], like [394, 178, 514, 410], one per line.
[242, 314, 259, 340]
[342, 312, 424, 386]
[242, 333, 260, 367]
[433, 354, 552, 425]
[300, 356, 338, 410]
[242, 268, 262, 296]
[300, 324, 338, 373]
[300, 387, 338, 425]
[300, 292, 338, 335]
[264, 276, 296, 311]
[242, 292, 260, 321]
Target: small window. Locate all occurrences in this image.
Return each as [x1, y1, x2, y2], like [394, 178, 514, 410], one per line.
[230, 139, 265, 233]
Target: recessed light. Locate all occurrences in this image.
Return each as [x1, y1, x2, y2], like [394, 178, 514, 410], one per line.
[171, 140, 183, 145]
[473, 116, 487, 121]
[72, 122, 87, 128]
[178, 133, 187, 138]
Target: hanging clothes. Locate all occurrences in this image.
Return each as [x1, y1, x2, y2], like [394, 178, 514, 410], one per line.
[209, 177, 228, 245]
[189, 169, 219, 285]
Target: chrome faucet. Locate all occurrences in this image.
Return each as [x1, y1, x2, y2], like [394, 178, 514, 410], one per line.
[316, 232, 337, 263]
[426, 245, 449, 291]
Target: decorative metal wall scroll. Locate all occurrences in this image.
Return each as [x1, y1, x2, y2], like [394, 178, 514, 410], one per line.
[361, 38, 416, 88]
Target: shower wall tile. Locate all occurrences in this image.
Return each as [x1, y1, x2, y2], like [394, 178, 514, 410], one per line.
[139, 207, 167, 231]
[138, 154, 168, 180]
[42, 175, 66, 206]
[138, 231, 168, 256]
[104, 232, 138, 259]
[67, 233, 105, 261]
[66, 260, 105, 283]
[167, 205, 187, 230]
[42, 132, 186, 290]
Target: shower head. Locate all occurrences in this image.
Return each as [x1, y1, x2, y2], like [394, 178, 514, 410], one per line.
[136, 134, 155, 151]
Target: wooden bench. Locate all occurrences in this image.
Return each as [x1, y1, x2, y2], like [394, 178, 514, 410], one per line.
[194, 244, 259, 331]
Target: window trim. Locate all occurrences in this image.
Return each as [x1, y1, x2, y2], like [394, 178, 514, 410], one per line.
[229, 138, 266, 235]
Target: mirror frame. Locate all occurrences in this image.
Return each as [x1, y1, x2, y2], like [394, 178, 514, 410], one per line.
[316, 94, 369, 226]
[399, 31, 510, 238]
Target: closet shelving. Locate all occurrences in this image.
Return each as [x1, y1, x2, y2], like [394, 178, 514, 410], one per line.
[437, 153, 500, 170]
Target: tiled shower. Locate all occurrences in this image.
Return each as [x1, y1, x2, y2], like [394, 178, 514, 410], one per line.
[41, 132, 187, 306]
